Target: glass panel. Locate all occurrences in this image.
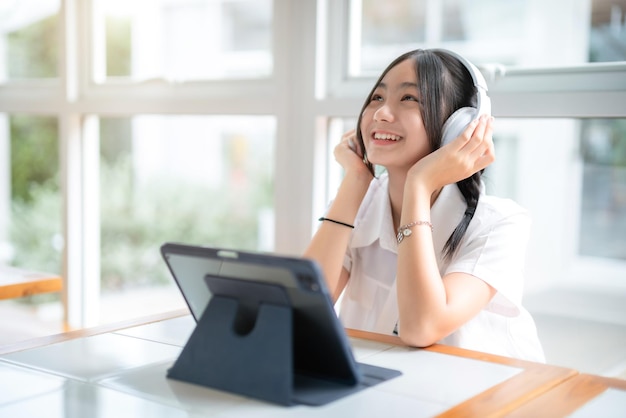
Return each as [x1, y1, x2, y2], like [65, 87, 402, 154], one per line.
[353, 0, 626, 76]
[0, 0, 60, 81]
[0, 114, 62, 272]
[99, 115, 275, 319]
[94, 0, 273, 82]
[325, 117, 626, 288]
[0, 113, 63, 343]
[580, 119, 626, 259]
[590, 0, 626, 62]
[358, 0, 426, 74]
[489, 118, 626, 285]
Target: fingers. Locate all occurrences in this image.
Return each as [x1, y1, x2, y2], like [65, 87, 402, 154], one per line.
[461, 115, 488, 146]
[470, 116, 495, 170]
[462, 114, 493, 150]
[334, 128, 363, 166]
[341, 129, 356, 143]
[340, 129, 361, 156]
[448, 115, 494, 174]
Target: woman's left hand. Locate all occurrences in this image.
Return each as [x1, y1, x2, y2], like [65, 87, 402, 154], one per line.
[408, 115, 495, 192]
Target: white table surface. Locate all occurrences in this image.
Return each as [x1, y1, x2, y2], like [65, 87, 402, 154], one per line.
[567, 388, 626, 418]
[0, 314, 525, 418]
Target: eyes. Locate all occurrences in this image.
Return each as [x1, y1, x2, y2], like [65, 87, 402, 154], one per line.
[369, 92, 420, 104]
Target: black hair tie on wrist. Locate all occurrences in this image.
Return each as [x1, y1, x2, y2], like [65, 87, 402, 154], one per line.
[318, 217, 354, 229]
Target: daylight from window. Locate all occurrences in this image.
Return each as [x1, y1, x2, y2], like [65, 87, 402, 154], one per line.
[0, 0, 624, 330]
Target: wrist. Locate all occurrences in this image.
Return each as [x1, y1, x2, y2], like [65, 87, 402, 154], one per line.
[342, 168, 374, 196]
[404, 176, 434, 203]
[400, 177, 437, 224]
[404, 171, 443, 206]
[326, 169, 372, 224]
[345, 164, 375, 182]
[406, 162, 445, 195]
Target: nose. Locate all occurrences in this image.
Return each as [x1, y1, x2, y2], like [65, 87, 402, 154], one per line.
[373, 102, 394, 122]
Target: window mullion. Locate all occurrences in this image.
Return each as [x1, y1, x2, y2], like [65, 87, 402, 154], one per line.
[273, 0, 319, 254]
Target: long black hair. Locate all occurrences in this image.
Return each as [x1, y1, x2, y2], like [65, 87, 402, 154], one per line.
[355, 49, 483, 259]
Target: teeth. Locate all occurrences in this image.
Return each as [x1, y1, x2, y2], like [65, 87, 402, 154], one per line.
[374, 133, 401, 141]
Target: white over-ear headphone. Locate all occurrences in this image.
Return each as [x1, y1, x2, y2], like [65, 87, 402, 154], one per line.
[439, 50, 492, 146]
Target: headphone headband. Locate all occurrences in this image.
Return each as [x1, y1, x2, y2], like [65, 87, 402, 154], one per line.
[433, 49, 491, 117]
[436, 49, 492, 146]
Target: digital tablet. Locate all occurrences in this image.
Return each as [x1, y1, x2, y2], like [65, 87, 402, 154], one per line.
[160, 242, 401, 405]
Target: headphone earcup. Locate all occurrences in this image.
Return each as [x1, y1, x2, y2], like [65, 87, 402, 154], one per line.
[441, 107, 478, 146]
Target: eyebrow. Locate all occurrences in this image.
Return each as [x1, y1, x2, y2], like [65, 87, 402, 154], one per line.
[376, 81, 419, 90]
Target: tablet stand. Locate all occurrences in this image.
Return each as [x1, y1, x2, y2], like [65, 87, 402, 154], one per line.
[168, 295, 295, 405]
[167, 277, 401, 406]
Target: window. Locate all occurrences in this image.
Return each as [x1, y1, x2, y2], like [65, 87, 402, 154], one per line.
[579, 119, 626, 260]
[0, 0, 282, 328]
[93, 0, 273, 82]
[0, 113, 63, 331]
[95, 115, 275, 321]
[0, 1, 60, 81]
[353, 0, 625, 77]
[0, 0, 624, 331]
[487, 118, 626, 288]
[0, 114, 61, 272]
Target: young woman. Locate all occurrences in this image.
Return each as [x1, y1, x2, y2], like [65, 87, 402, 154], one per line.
[305, 49, 544, 362]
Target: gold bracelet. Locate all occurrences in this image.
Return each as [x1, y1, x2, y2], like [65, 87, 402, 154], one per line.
[396, 220, 433, 243]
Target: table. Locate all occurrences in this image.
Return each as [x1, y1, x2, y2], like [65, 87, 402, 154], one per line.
[0, 265, 63, 300]
[0, 309, 580, 417]
[347, 329, 580, 417]
[507, 372, 626, 417]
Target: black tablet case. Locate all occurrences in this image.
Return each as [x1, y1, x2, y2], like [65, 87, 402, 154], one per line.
[161, 243, 401, 406]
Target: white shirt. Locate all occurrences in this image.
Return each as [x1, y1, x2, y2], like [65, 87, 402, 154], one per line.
[338, 172, 545, 362]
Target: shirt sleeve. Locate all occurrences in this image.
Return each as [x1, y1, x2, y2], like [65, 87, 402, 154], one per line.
[343, 247, 353, 272]
[445, 204, 532, 317]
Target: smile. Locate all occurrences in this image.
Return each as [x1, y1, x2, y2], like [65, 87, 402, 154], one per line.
[373, 132, 401, 141]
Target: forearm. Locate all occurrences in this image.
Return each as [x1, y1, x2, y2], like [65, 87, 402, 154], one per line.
[394, 116, 498, 346]
[304, 170, 372, 296]
[396, 182, 451, 346]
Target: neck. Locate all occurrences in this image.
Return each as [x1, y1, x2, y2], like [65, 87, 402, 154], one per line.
[387, 173, 404, 231]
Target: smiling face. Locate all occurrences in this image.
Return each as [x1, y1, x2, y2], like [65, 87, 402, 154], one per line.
[359, 58, 431, 172]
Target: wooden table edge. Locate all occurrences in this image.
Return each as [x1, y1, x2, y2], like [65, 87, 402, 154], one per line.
[345, 328, 578, 418]
[505, 372, 626, 417]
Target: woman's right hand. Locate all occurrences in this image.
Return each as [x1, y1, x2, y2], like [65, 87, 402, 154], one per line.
[334, 129, 370, 175]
